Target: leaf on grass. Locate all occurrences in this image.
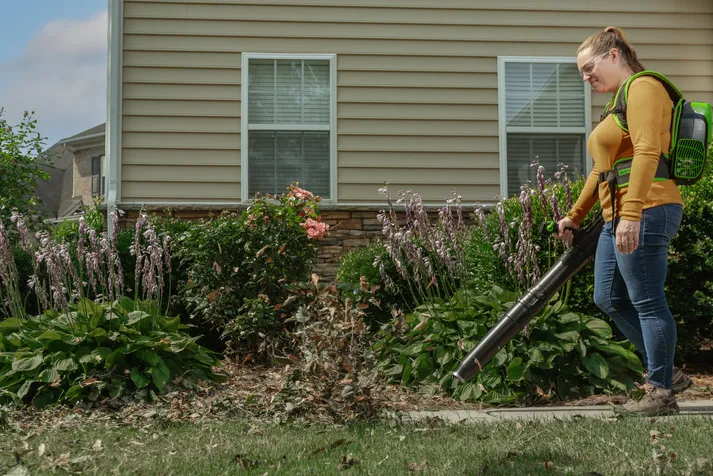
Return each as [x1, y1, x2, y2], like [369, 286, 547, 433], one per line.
[235, 454, 259, 470]
[338, 453, 358, 470]
[329, 439, 353, 450]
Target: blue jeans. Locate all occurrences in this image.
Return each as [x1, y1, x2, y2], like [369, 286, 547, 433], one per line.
[593, 204, 682, 389]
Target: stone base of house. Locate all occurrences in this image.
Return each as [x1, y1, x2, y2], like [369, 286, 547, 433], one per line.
[120, 206, 476, 280]
[120, 208, 389, 280]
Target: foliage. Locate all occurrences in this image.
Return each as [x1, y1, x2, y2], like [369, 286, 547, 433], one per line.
[0, 298, 225, 407]
[375, 188, 470, 307]
[175, 184, 327, 355]
[336, 243, 408, 327]
[267, 277, 380, 423]
[373, 286, 643, 404]
[466, 145, 713, 360]
[464, 163, 603, 319]
[0, 110, 51, 226]
[667, 142, 713, 358]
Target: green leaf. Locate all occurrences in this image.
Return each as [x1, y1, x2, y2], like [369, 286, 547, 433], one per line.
[106, 348, 126, 366]
[577, 339, 587, 358]
[17, 379, 34, 399]
[32, 388, 58, 408]
[149, 360, 171, 391]
[458, 382, 482, 401]
[65, 385, 83, 401]
[127, 311, 150, 326]
[0, 318, 22, 331]
[554, 331, 580, 343]
[585, 319, 613, 339]
[478, 366, 502, 388]
[92, 347, 112, 362]
[506, 357, 525, 381]
[36, 330, 63, 341]
[492, 348, 509, 367]
[382, 364, 403, 376]
[137, 349, 160, 366]
[54, 357, 78, 371]
[581, 353, 609, 379]
[557, 312, 582, 325]
[38, 368, 59, 383]
[12, 354, 43, 372]
[89, 328, 107, 338]
[435, 347, 454, 367]
[592, 343, 643, 372]
[131, 367, 150, 389]
[528, 348, 544, 364]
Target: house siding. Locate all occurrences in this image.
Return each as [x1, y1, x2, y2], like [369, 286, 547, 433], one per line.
[120, 0, 713, 205]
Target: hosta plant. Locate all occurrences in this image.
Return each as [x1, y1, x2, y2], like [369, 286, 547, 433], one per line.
[0, 297, 226, 407]
[372, 286, 644, 404]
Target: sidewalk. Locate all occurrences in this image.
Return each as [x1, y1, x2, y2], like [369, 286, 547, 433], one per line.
[400, 400, 713, 423]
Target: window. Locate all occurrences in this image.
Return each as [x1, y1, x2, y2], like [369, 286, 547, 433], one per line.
[242, 54, 336, 201]
[91, 155, 107, 198]
[498, 57, 592, 196]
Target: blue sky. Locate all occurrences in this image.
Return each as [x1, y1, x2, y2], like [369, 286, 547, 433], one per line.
[0, 1, 108, 148]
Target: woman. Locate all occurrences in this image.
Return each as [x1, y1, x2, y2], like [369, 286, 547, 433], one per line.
[557, 26, 691, 415]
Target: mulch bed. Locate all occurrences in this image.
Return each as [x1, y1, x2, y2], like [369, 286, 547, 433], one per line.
[3, 360, 711, 433]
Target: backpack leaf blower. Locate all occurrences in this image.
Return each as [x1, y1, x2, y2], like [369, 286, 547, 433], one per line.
[452, 214, 604, 383]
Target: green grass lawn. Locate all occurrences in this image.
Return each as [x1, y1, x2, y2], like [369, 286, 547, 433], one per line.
[2, 415, 713, 475]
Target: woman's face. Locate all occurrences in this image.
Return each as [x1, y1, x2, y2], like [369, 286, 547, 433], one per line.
[577, 47, 616, 93]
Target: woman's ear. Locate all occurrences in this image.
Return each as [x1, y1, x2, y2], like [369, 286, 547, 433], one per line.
[609, 48, 619, 64]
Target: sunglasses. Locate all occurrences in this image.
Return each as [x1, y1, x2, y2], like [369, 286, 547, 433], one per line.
[579, 52, 609, 78]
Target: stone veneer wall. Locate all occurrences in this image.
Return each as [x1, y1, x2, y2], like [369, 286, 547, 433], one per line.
[121, 207, 475, 280]
[314, 210, 385, 279]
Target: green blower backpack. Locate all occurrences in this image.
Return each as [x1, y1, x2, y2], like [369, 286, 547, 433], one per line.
[600, 70, 712, 186]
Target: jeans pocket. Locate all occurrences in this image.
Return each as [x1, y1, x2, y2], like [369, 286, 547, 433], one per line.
[663, 204, 683, 240]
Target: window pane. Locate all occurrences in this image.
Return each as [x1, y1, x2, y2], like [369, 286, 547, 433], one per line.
[248, 59, 330, 125]
[248, 131, 330, 199]
[506, 133, 587, 195]
[505, 62, 585, 128]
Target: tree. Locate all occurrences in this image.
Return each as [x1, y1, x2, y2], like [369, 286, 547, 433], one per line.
[0, 109, 51, 225]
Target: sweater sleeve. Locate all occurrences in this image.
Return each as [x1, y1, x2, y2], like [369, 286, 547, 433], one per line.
[620, 78, 667, 221]
[566, 163, 599, 225]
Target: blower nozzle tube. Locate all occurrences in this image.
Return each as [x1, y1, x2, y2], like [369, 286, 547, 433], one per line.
[452, 216, 604, 383]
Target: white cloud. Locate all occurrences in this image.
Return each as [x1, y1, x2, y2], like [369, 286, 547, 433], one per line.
[0, 11, 107, 148]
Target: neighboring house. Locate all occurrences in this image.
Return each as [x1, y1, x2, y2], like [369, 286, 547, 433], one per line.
[36, 124, 106, 221]
[105, 0, 713, 275]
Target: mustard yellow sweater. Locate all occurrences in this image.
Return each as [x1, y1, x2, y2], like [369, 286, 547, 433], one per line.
[566, 76, 683, 224]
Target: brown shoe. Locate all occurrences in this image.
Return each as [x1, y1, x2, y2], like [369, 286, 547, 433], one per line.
[616, 383, 679, 416]
[671, 367, 693, 394]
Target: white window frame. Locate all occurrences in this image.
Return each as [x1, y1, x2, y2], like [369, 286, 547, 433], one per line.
[241, 53, 338, 203]
[497, 56, 593, 197]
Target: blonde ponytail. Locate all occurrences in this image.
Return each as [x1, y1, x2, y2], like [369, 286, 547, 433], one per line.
[577, 26, 646, 73]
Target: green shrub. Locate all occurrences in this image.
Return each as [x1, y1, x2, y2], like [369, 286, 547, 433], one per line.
[336, 243, 409, 327]
[372, 286, 643, 404]
[175, 185, 327, 355]
[464, 165, 601, 321]
[464, 144, 713, 361]
[667, 142, 713, 358]
[0, 298, 225, 407]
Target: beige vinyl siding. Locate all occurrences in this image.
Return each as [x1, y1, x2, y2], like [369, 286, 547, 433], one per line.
[122, 0, 713, 205]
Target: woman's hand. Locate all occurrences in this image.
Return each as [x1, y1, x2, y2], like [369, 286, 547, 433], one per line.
[556, 216, 579, 242]
[616, 219, 641, 254]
